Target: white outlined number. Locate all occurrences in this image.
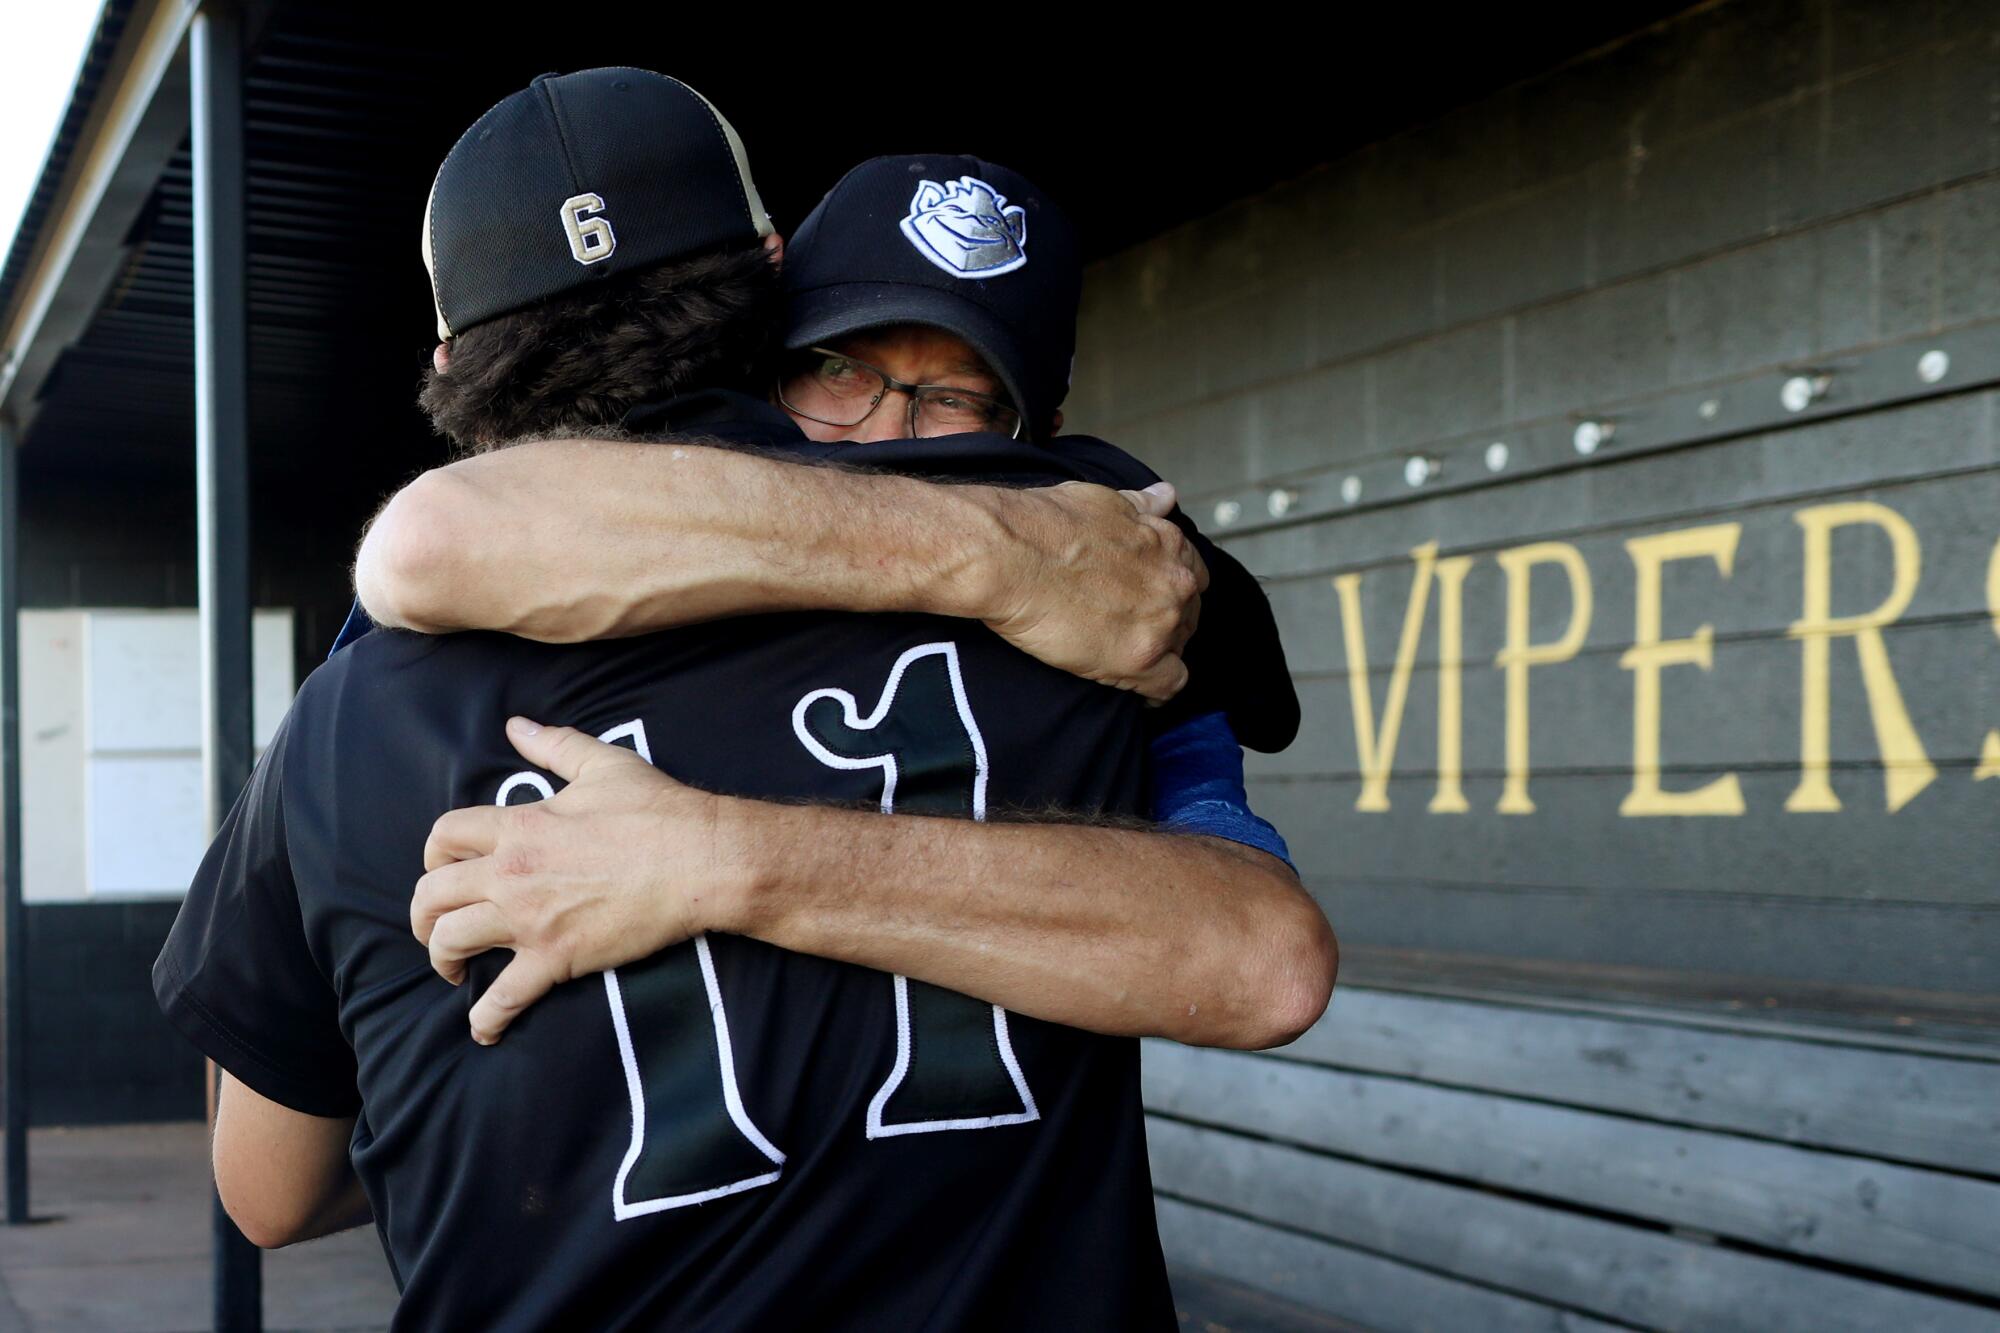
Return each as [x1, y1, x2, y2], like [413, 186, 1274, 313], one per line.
[560, 192, 616, 265]
[792, 642, 1039, 1138]
[493, 642, 1037, 1222]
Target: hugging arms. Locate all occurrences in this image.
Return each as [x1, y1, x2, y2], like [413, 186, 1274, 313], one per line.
[360, 434, 1336, 1052]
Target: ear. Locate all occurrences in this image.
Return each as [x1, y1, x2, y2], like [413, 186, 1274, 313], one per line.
[432, 342, 451, 375]
[1049, 408, 1064, 435]
[912, 181, 945, 212]
[762, 231, 786, 269]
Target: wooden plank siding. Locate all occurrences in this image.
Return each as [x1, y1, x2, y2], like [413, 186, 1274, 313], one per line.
[1156, 1198, 1634, 1333]
[1146, 986, 2000, 1324]
[1090, 210, 2000, 1003]
[1209, 397, 2000, 589]
[1141, 989, 2000, 1327]
[1289, 989, 2000, 1177]
[1148, 1117, 1999, 1333]
[1289, 878, 1999, 1002]
[1146, 1042, 2000, 1296]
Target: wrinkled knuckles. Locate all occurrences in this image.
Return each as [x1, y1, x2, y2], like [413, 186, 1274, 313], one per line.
[493, 842, 541, 880]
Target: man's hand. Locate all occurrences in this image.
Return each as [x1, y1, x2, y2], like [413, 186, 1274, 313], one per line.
[410, 715, 1334, 1052]
[976, 481, 1208, 702]
[412, 717, 747, 1045]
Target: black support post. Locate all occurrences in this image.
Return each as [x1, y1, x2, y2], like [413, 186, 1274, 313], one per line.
[191, 5, 261, 1329]
[0, 416, 24, 1227]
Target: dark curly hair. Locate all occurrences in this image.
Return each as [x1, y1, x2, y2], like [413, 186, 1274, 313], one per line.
[418, 241, 782, 451]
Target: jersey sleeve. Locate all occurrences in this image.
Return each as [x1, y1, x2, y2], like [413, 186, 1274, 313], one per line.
[152, 711, 360, 1117]
[1146, 711, 1294, 867]
[1165, 536, 1300, 753]
[1042, 433, 1300, 753]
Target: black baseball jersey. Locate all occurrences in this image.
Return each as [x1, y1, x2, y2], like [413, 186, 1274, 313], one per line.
[155, 425, 1225, 1330]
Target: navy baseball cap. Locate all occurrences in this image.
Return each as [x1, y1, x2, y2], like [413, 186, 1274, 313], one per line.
[783, 155, 1082, 438]
[422, 68, 773, 340]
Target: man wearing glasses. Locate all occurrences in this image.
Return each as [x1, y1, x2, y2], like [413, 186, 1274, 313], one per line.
[782, 337, 1024, 439]
[162, 76, 1330, 1324]
[367, 154, 1321, 1054]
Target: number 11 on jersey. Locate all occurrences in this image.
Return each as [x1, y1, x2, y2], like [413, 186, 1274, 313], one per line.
[495, 641, 1038, 1224]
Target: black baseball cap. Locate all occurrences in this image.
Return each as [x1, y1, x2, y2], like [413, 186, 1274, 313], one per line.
[782, 155, 1082, 439]
[422, 68, 773, 340]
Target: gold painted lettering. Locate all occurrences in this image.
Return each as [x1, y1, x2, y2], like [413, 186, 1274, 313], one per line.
[1785, 502, 1934, 812]
[1334, 544, 1436, 812]
[1428, 555, 1476, 814]
[1618, 524, 1745, 816]
[1494, 542, 1592, 814]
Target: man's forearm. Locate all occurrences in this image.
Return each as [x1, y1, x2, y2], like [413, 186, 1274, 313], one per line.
[711, 802, 1337, 1051]
[357, 439, 1204, 700]
[413, 721, 1315, 1048]
[213, 1073, 370, 1249]
[357, 438, 1001, 641]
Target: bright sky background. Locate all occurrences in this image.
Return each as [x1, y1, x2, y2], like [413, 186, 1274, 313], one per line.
[0, 3, 104, 265]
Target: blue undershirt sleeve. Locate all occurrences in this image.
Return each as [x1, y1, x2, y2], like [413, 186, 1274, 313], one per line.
[1146, 711, 1294, 868]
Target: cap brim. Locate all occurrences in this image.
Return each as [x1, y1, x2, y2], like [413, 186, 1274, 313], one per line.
[785, 283, 1036, 438]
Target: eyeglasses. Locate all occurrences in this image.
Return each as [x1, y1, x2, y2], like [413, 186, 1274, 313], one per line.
[777, 347, 1022, 439]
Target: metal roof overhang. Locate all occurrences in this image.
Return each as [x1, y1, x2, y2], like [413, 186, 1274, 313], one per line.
[0, 0, 190, 437]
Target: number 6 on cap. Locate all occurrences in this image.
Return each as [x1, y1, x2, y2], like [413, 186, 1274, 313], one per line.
[560, 192, 616, 265]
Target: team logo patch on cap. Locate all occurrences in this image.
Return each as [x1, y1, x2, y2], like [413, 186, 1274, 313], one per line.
[899, 176, 1027, 279]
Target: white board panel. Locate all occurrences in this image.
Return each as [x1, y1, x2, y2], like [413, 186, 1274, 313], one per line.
[21, 611, 85, 903]
[82, 609, 293, 755]
[70, 607, 296, 900]
[86, 755, 206, 895]
[85, 612, 200, 752]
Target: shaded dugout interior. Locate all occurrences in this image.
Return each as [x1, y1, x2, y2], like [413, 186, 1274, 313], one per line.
[0, 0, 1688, 1121]
[3, 2, 1998, 1330]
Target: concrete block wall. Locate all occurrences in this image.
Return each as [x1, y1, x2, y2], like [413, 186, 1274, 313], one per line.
[1067, 0, 2000, 1004]
[1073, 2, 1998, 496]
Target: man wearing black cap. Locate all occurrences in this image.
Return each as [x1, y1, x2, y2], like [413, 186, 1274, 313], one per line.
[781, 155, 1081, 442]
[364, 153, 1312, 1045]
[157, 70, 1328, 1330]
